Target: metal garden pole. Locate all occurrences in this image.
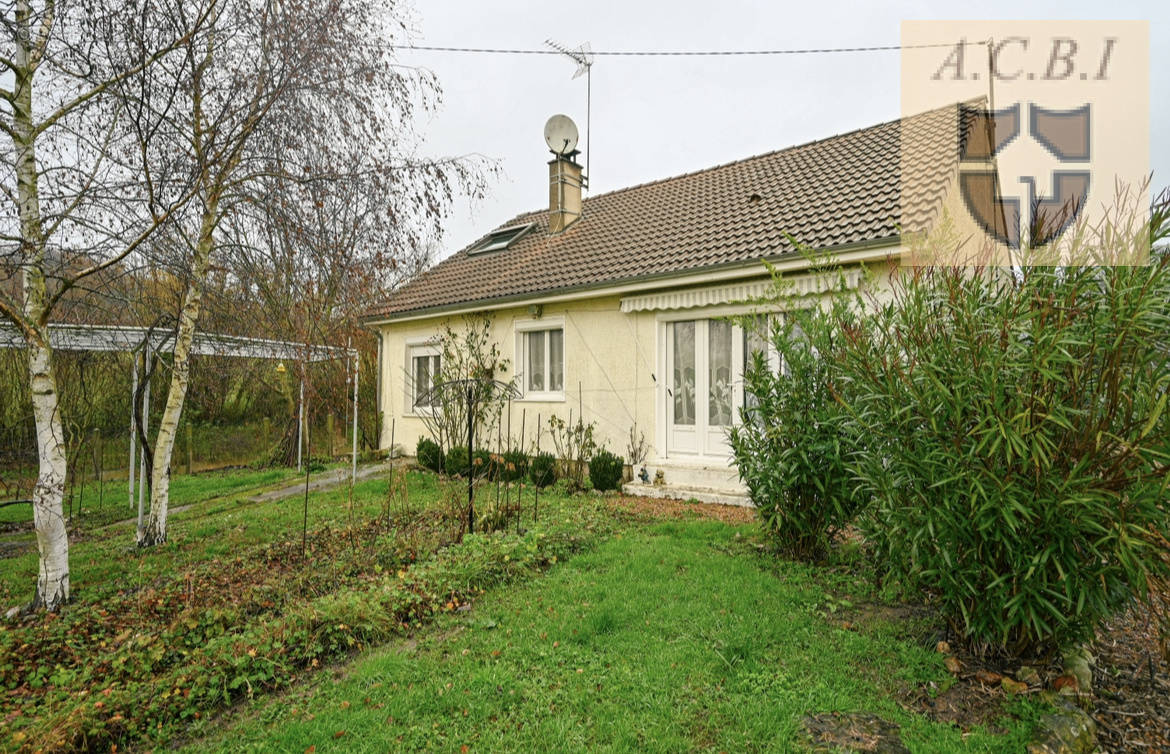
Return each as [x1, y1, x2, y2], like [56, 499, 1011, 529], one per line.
[351, 354, 359, 489]
[534, 412, 541, 524]
[296, 375, 304, 472]
[466, 384, 474, 534]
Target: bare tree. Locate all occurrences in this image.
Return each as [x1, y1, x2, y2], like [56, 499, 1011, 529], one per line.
[138, 0, 487, 545]
[0, 0, 213, 610]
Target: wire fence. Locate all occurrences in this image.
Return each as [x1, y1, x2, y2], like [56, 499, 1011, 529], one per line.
[0, 420, 301, 523]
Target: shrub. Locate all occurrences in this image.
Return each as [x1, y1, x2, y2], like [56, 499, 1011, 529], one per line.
[444, 445, 469, 477]
[472, 449, 494, 479]
[588, 449, 625, 492]
[529, 452, 557, 488]
[833, 230, 1170, 655]
[548, 414, 596, 490]
[500, 449, 528, 482]
[416, 437, 443, 473]
[729, 308, 859, 561]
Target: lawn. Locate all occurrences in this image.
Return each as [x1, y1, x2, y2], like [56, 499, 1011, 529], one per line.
[0, 468, 1043, 752]
[0, 465, 607, 751]
[184, 517, 1041, 753]
[0, 465, 308, 604]
[0, 464, 302, 526]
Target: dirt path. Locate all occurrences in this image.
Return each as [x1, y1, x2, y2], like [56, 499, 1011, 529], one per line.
[245, 462, 395, 503]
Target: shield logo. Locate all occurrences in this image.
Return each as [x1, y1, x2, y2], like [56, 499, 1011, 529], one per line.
[959, 103, 1091, 249]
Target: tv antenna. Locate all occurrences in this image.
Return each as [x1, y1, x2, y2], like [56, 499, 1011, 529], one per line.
[545, 39, 593, 189]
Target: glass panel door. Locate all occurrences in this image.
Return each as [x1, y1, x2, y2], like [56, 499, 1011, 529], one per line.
[705, 320, 737, 456]
[666, 319, 742, 458]
[667, 321, 700, 454]
[672, 321, 696, 426]
[708, 320, 733, 426]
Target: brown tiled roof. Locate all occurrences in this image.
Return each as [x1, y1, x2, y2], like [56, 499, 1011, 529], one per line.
[365, 103, 966, 321]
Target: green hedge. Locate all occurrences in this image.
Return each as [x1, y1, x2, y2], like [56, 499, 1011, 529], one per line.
[416, 437, 443, 473]
[588, 449, 625, 492]
[529, 452, 557, 488]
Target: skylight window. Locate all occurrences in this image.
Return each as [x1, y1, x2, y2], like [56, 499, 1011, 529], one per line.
[468, 222, 534, 255]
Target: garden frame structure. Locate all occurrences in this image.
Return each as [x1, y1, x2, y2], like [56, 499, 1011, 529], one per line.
[0, 324, 360, 534]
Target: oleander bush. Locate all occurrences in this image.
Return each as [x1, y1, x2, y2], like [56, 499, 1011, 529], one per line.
[830, 208, 1170, 655]
[729, 306, 860, 561]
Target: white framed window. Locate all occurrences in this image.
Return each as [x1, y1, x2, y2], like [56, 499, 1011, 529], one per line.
[407, 344, 441, 413]
[516, 321, 565, 400]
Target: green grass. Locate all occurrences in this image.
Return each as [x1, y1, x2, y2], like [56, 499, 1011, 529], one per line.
[1, 465, 602, 752]
[0, 464, 360, 605]
[185, 519, 1040, 753]
[0, 464, 303, 525]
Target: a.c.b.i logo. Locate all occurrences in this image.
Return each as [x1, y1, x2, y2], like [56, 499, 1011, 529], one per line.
[958, 102, 1091, 249]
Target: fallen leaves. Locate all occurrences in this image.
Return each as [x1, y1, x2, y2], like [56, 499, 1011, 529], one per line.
[973, 669, 1002, 685]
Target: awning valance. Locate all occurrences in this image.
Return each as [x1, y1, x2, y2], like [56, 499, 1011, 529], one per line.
[618, 268, 863, 313]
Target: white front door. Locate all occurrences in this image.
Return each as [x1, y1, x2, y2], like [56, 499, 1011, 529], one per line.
[666, 319, 741, 458]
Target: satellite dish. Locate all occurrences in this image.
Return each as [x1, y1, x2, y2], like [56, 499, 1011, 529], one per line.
[544, 114, 579, 155]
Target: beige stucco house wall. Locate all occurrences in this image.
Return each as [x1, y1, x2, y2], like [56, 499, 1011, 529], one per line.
[365, 102, 987, 500]
[373, 248, 904, 497]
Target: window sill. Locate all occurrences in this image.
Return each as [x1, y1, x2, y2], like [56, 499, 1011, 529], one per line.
[515, 392, 566, 403]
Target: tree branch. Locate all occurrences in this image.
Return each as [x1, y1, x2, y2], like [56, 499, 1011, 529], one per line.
[32, 1, 218, 139]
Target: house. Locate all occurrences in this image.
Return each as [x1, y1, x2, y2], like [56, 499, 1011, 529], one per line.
[362, 104, 978, 502]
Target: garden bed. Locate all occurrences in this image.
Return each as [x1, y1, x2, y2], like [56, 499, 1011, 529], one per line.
[0, 469, 609, 752]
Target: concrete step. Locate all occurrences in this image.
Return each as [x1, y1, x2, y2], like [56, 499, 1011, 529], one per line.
[621, 482, 753, 508]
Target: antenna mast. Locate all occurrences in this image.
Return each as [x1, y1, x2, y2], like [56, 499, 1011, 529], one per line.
[545, 39, 593, 189]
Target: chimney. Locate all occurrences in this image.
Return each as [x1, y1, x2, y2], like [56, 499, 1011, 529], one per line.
[548, 152, 583, 234]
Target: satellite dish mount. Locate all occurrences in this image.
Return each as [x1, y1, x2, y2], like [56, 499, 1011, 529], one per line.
[544, 114, 580, 158]
[545, 39, 593, 189]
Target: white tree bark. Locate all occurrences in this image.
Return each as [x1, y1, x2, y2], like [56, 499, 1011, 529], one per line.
[27, 339, 70, 608]
[11, 0, 70, 609]
[140, 200, 218, 546]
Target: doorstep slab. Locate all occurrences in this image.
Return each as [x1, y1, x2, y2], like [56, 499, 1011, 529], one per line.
[622, 482, 753, 508]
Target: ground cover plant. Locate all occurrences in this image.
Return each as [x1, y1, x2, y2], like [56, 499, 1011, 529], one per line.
[0, 466, 606, 752]
[181, 516, 1043, 753]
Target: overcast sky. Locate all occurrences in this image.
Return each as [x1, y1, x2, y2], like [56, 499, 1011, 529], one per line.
[400, 1, 1169, 259]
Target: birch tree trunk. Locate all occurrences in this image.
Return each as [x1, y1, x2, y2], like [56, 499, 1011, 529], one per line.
[12, 0, 70, 608]
[140, 198, 218, 546]
[26, 338, 70, 608]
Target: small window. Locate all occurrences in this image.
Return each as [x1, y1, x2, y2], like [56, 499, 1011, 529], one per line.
[468, 222, 535, 255]
[409, 346, 441, 412]
[520, 328, 564, 398]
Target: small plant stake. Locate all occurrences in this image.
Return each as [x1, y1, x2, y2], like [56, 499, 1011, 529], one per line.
[534, 413, 541, 525]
